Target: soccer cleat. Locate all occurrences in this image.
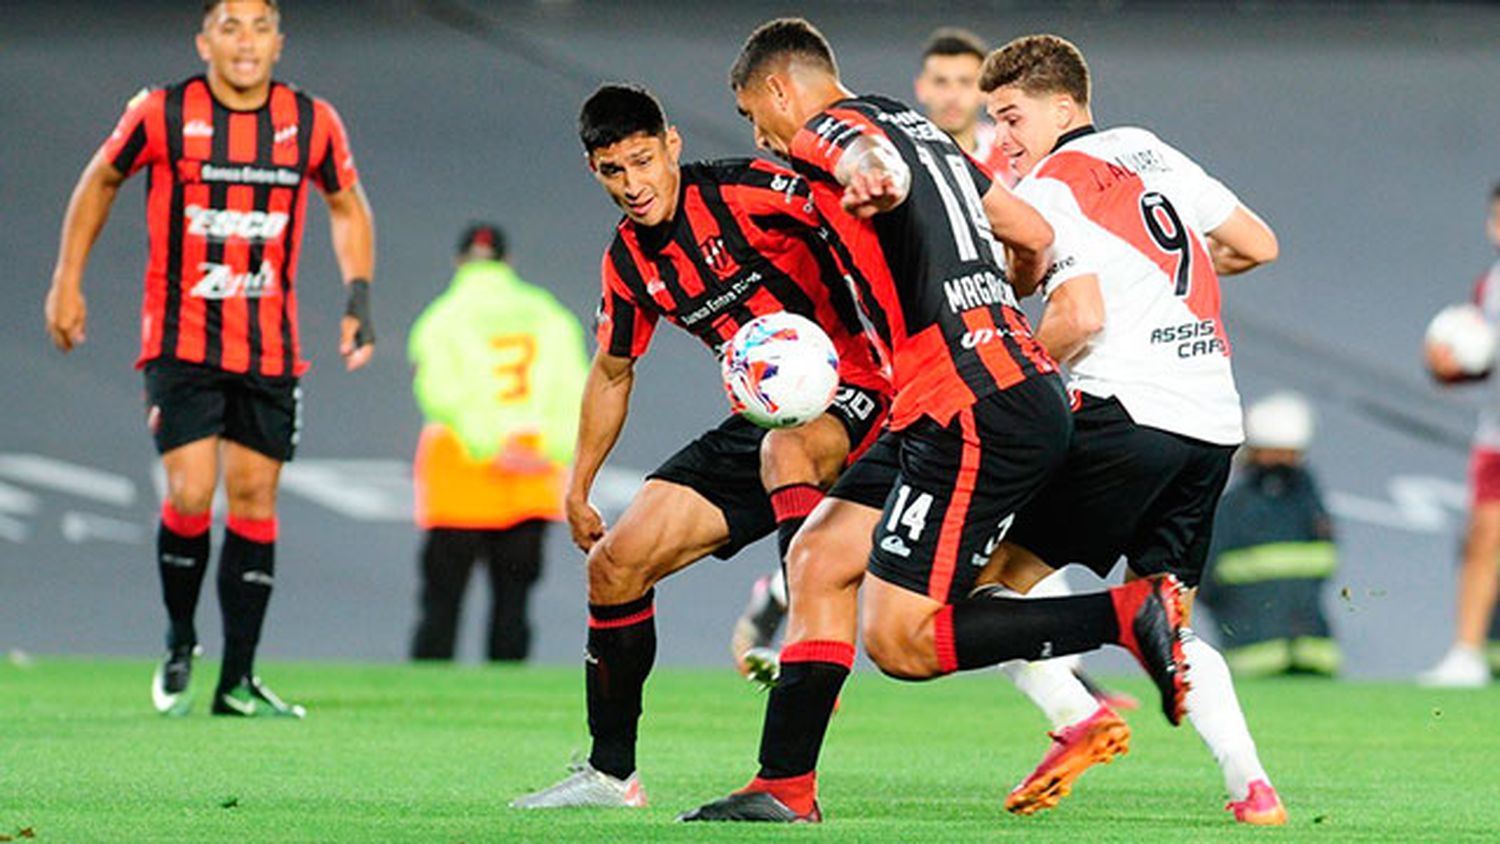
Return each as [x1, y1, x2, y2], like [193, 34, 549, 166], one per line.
[1416, 645, 1490, 688]
[1073, 667, 1139, 712]
[742, 647, 780, 690]
[1109, 575, 1190, 725]
[211, 676, 306, 719]
[1005, 705, 1131, 815]
[731, 574, 787, 676]
[510, 761, 647, 809]
[1226, 779, 1287, 825]
[678, 790, 821, 823]
[151, 644, 201, 716]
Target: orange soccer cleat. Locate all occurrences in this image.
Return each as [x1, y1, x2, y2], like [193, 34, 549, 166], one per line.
[1005, 704, 1131, 815]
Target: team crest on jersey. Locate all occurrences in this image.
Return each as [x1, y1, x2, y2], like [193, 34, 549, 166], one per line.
[700, 236, 737, 275]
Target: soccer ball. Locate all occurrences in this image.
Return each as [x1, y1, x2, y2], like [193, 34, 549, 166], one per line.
[721, 313, 840, 429]
[1425, 303, 1497, 375]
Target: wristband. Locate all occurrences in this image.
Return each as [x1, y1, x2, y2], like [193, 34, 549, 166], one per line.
[344, 278, 374, 347]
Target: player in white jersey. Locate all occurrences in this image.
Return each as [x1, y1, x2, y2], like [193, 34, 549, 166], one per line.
[1420, 182, 1500, 687]
[970, 35, 1285, 824]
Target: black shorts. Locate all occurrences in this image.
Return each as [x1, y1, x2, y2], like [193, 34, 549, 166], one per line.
[1005, 395, 1236, 588]
[648, 382, 889, 560]
[143, 359, 302, 462]
[827, 429, 902, 510]
[868, 375, 1072, 605]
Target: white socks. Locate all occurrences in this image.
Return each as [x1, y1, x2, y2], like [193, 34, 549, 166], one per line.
[1182, 630, 1269, 801]
[992, 579, 1098, 730]
[1000, 657, 1099, 730]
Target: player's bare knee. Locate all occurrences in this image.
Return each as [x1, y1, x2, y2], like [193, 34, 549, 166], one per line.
[586, 534, 650, 604]
[861, 620, 937, 680]
[224, 479, 277, 520]
[165, 472, 215, 516]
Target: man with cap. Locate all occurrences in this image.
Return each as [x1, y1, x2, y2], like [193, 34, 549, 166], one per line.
[407, 223, 589, 661]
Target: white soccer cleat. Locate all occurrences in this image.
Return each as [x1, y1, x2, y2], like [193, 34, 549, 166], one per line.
[151, 645, 202, 716]
[510, 761, 647, 809]
[1417, 645, 1490, 688]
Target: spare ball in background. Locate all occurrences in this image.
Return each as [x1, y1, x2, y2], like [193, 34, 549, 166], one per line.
[1425, 303, 1497, 375]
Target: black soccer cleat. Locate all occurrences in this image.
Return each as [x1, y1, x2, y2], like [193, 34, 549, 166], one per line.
[1108, 575, 1190, 725]
[151, 644, 200, 716]
[678, 790, 821, 823]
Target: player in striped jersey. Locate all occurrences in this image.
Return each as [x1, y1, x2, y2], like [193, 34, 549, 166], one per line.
[511, 84, 891, 810]
[43, 0, 375, 718]
[682, 19, 1192, 823]
[973, 35, 1285, 823]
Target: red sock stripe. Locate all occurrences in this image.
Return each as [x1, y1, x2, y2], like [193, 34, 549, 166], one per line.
[225, 515, 278, 543]
[770, 484, 824, 523]
[933, 604, 959, 674]
[780, 639, 855, 669]
[161, 502, 211, 537]
[739, 771, 817, 816]
[588, 603, 656, 630]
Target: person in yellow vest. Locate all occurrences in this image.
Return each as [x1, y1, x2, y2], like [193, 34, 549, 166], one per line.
[409, 223, 588, 660]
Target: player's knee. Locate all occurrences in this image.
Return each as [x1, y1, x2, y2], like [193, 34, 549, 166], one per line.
[165, 472, 215, 516]
[861, 618, 938, 680]
[759, 429, 817, 489]
[225, 479, 277, 520]
[586, 533, 651, 603]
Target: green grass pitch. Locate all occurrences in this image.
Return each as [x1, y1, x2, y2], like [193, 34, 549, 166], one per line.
[2, 659, 1497, 841]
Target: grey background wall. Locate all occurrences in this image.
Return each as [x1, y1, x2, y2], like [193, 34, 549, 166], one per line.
[3, 1, 1497, 676]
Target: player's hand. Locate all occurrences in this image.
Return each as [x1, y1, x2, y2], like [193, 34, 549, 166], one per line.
[1425, 341, 1473, 384]
[339, 316, 374, 371]
[841, 170, 900, 218]
[45, 284, 87, 352]
[566, 495, 607, 552]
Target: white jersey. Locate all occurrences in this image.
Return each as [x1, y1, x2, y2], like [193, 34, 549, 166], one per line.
[1470, 260, 1500, 449]
[1017, 125, 1245, 445]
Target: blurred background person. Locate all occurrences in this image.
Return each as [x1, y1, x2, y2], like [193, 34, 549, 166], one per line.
[1199, 393, 1341, 677]
[1420, 182, 1500, 687]
[913, 27, 1014, 186]
[408, 223, 588, 661]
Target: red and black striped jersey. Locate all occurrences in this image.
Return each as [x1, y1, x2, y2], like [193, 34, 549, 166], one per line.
[97, 75, 359, 377]
[787, 94, 1056, 430]
[595, 158, 888, 393]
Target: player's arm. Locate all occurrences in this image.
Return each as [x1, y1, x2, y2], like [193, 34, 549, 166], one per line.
[321, 183, 377, 370]
[982, 183, 1055, 295]
[1206, 205, 1278, 276]
[45, 154, 129, 352]
[565, 350, 636, 551]
[834, 134, 913, 219]
[1035, 274, 1105, 364]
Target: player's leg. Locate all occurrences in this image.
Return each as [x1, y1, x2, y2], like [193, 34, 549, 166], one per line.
[144, 360, 228, 715]
[514, 467, 741, 809]
[211, 372, 302, 718]
[682, 433, 897, 823]
[410, 528, 479, 660]
[860, 396, 1189, 722]
[152, 437, 220, 714]
[484, 521, 545, 662]
[1126, 444, 1285, 824]
[1423, 450, 1500, 685]
[731, 385, 884, 674]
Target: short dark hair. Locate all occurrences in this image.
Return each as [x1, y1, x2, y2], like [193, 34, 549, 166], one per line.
[1491, 181, 1500, 204]
[979, 34, 1091, 106]
[457, 222, 506, 261]
[922, 28, 987, 64]
[203, 0, 279, 14]
[578, 84, 667, 153]
[730, 17, 838, 90]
